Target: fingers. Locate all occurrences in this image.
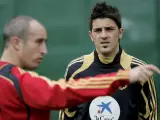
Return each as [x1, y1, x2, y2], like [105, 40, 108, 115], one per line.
[142, 65, 153, 76]
[145, 64, 160, 74]
[139, 66, 153, 82]
[129, 64, 160, 84]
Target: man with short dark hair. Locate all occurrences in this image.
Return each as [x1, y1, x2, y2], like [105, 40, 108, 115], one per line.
[60, 2, 158, 120]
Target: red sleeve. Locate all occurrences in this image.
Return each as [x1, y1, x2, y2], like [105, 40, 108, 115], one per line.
[13, 68, 129, 110]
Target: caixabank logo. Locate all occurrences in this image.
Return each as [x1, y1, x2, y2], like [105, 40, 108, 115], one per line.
[89, 96, 120, 120]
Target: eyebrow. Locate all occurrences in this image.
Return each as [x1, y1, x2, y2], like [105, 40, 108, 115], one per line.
[93, 26, 115, 29]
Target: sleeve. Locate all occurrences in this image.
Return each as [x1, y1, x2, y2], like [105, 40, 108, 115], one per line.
[19, 69, 129, 110]
[138, 77, 157, 120]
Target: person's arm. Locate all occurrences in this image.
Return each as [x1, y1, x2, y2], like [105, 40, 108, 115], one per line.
[16, 68, 129, 110]
[138, 77, 157, 120]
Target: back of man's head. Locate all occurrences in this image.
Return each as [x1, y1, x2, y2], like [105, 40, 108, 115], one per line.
[3, 16, 36, 48]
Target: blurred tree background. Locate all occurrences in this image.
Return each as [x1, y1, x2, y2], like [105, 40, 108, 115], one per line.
[0, 0, 159, 119]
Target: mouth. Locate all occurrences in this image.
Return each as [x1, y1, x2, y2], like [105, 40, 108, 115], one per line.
[100, 41, 110, 44]
[100, 42, 110, 48]
[36, 58, 43, 62]
[39, 58, 43, 60]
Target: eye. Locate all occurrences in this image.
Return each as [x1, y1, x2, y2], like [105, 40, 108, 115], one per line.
[93, 28, 102, 33]
[36, 38, 46, 44]
[105, 27, 115, 31]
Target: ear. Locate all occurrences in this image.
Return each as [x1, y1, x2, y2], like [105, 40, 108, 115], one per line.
[89, 31, 94, 42]
[10, 37, 22, 50]
[119, 28, 124, 40]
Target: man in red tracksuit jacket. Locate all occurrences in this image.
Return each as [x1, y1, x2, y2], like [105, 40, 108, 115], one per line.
[0, 16, 159, 120]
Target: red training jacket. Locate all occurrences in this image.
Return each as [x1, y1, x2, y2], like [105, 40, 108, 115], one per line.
[0, 61, 129, 120]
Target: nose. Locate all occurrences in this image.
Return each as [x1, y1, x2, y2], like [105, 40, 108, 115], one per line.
[101, 29, 108, 40]
[41, 43, 48, 55]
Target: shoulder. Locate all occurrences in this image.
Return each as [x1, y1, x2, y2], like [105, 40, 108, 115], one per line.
[12, 66, 39, 78]
[120, 50, 146, 69]
[64, 55, 84, 78]
[67, 55, 84, 71]
[64, 52, 94, 79]
[131, 56, 147, 68]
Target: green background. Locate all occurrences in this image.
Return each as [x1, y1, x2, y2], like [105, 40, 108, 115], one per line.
[0, 0, 159, 119]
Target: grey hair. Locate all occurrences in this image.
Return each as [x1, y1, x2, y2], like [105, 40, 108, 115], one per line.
[3, 15, 35, 48]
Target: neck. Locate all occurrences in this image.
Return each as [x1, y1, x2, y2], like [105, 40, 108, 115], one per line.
[1, 48, 22, 67]
[98, 47, 119, 64]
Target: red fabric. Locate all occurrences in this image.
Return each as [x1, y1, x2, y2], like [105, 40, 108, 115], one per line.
[0, 61, 129, 120]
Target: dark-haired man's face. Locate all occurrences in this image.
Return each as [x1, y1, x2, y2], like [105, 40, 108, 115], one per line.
[89, 18, 123, 57]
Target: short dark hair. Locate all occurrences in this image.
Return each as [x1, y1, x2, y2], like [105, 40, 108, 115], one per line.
[89, 2, 122, 31]
[3, 15, 35, 48]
